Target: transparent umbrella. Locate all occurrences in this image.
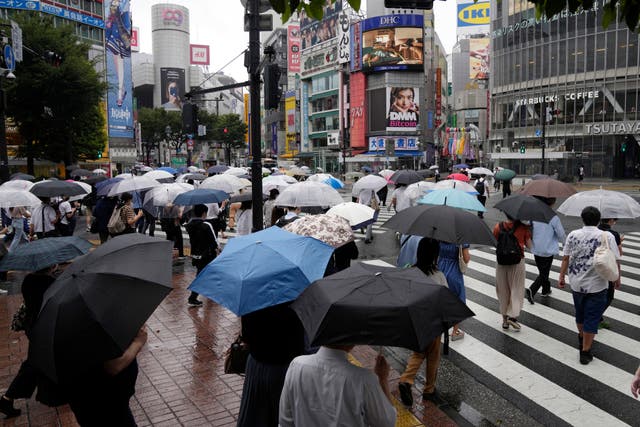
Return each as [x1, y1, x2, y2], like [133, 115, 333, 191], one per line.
[557, 189, 640, 218]
[200, 174, 247, 194]
[275, 181, 344, 208]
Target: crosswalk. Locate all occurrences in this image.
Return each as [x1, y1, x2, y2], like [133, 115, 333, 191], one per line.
[149, 195, 640, 425]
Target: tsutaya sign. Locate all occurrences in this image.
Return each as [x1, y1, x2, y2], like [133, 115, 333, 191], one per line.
[586, 122, 640, 135]
[515, 91, 599, 106]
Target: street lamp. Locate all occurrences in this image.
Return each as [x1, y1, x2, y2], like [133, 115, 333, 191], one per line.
[0, 68, 16, 183]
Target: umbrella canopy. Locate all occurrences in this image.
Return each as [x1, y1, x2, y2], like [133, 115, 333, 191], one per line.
[207, 165, 229, 174]
[557, 189, 640, 218]
[468, 167, 494, 176]
[142, 183, 194, 212]
[0, 190, 42, 209]
[453, 163, 470, 169]
[29, 235, 173, 382]
[0, 236, 92, 271]
[67, 180, 91, 195]
[495, 169, 517, 181]
[351, 174, 389, 196]
[291, 263, 475, 352]
[224, 167, 249, 177]
[173, 188, 229, 206]
[361, 166, 373, 173]
[494, 194, 556, 223]
[0, 179, 34, 191]
[30, 180, 88, 198]
[230, 191, 264, 203]
[283, 214, 354, 248]
[83, 175, 107, 185]
[92, 168, 107, 175]
[200, 174, 247, 194]
[308, 173, 344, 189]
[189, 226, 334, 316]
[70, 169, 92, 178]
[405, 181, 437, 202]
[428, 165, 440, 170]
[418, 188, 486, 212]
[519, 179, 577, 198]
[181, 173, 207, 181]
[416, 169, 436, 178]
[263, 175, 292, 195]
[157, 166, 178, 175]
[140, 166, 153, 172]
[382, 205, 496, 246]
[95, 177, 124, 197]
[10, 173, 35, 181]
[390, 170, 422, 185]
[143, 170, 175, 182]
[531, 174, 550, 180]
[378, 169, 395, 179]
[433, 179, 478, 194]
[187, 166, 199, 173]
[275, 181, 344, 208]
[448, 172, 470, 182]
[107, 175, 162, 197]
[326, 202, 376, 229]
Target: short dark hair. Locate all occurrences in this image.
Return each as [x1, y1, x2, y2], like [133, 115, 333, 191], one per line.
[581, 206, 601, 226]
[121, 192, 133, 202]
[193, 204, 208, 217]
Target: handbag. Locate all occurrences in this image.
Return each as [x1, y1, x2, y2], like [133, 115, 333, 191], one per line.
[11, 303, 27, 332]
[224, 335, 249, 375]
[458, 246, 468, 274]
[593, 233, 618, 282]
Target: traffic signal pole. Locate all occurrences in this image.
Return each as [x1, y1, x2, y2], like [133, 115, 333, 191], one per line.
[249, 0, 263, 231]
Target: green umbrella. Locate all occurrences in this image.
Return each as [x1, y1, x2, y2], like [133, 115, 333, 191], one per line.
[494, 169, 516, 181]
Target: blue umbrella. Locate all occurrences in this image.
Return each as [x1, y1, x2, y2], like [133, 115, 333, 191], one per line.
[0, 236, 93, 271]
[323, 176, 344, 189]
[157, 166, 178, 174]
[453, 163, 469, 169]
[207, 165, 229, 174]
[95, 177, 123, 197]
[173, 189, 229, 205]
[361, 166, 372, 173]
[189, 226, 334, 316]
[418, 188, 486, 212]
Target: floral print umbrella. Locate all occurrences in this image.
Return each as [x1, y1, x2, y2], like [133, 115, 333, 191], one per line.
[284, 214, 355, 248]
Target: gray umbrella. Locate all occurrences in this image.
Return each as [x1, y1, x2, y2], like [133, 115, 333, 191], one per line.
[30, 180, 87, 197]
[390, 170, 423, 185]
[28, 234, 173, 383]
[0, 236, 92, 271]
[382, 205, 496, 246]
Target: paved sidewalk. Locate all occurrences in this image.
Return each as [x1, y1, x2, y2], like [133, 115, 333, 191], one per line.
[0, 259, 457, 426]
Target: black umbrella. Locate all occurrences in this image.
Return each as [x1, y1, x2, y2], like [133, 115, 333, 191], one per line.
[70, 168, 93, 178]
[30, 180, 87, 197]
[494, 194, 556, 223]
[208, 165, 229, 174]
[292, 263, 475, 352]
[28, 234, 173, 383]
[390, 170, 422, 185]
[10, 172, 35, 181]
[382, 205, 496, 246]
[83, 175, 108, 185]
[416, 169, 436, 178]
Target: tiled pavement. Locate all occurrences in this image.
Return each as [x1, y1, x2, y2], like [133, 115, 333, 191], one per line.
[0, 259, 457, 426]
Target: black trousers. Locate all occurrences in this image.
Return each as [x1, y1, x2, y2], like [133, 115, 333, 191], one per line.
[477, 195, 487, 218]
[165, 225, 184, 257]
[5, 359, 38, 400]
[530, 255, 554, 297]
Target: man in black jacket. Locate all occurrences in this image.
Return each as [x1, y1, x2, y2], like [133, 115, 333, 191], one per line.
[185, 204, 219, 307]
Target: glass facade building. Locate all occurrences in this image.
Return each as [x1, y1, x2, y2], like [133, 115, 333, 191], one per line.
[489, 0, 640, 178]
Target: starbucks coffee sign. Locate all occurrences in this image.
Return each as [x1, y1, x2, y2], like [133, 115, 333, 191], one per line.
[586, 122, 640, 135]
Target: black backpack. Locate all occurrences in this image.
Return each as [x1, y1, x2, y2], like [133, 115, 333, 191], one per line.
[474, 179, 485, 195]
[496, 222, 522, 265]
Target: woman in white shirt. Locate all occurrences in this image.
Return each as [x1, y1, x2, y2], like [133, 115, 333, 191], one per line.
[8, 206, 30, 252]
[235, 201, 253, 236]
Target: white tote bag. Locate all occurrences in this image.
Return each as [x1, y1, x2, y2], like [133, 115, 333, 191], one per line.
[593, 233, 618, 282]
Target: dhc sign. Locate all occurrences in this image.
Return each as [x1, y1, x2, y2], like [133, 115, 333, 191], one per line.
[458, 1, 490, 27]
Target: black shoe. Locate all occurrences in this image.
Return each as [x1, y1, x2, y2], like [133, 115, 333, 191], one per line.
[525, 288, 534, 305]
[398, 382, 413, 406]
[580, 350, 593, 365]
[0, 397, 20, 418]
[364, 239, 372, 244]
[541, 290, 552, 297]
[422, 389, 445, 405]
[188, 299, 203, 307]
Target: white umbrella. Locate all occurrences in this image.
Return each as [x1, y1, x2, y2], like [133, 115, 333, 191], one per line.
[262, 167, 271, 174]
[68, 181, 93, 202]
[115, 173, 133, 179]
[429, 165, 440, 170]
[326, 202, 376, 227]
[272, 174, 297, 183]
[200, 174, 246, 194]
[144, 170, 175, 182]
[224, 167, 249, 177]
[351, 174, 389, 196]
[557, 189, 640, 218]
[405, 181, 437, 202]
[275, 181, 344, 207]
[378, 169, 395, 179]
[0, 179, 34, 191]
[0, 190, 42, 208]
[468, 167, 494, 176]
[107, 176, 162, 197]
[187, 166, 199, 173]
[263, 176, 291, 195]
[142, 183, 194, 212]
[92, 168, 107, 175]
[140, 166, 153, 172]
[433, 179, 479, 194]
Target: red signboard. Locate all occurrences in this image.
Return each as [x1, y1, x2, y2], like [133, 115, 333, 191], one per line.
[190, 44, 210, 65]
[349, 72, 366, 149]
[131, 27, 139, 52]
[287, 25, 301, 74]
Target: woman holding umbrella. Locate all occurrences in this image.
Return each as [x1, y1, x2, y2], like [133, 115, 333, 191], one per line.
[236, 200, 253, 236]
[438, 241, 470, 340]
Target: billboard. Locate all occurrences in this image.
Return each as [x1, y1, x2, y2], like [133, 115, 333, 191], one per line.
[105, 0, 133, 138]
[285, 92, 297, 154]
[131, 27, 139, 52]
[287, 25, 301, 73]
[349, 72, 366, 148]
[160, 68, 185, 111]
[469, 38, 489, 80]
[301, 42, 337, 77]
[386, 87, 420, 132]
[300, 0, 341, 50]
[337, 7, 350, 64]
[350, 20, 361, 72]
[369, 136, 418, 151]
[457, 1, 490, 27]
[190, 44, 210, 65]
[361, 15, 424, 72]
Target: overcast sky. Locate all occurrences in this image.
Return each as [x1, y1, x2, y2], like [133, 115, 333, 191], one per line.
[131, 0, 459, 82]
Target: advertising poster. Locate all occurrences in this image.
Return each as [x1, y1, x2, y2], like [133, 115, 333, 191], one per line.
[361, 15, 424, 72]
[160, 68, 185, 111]
[131, 27, 139, 52]
[301, 83, 309, 152]
[287, 25, 301, 73]
[190, 44, 210, 65]
[337, 8, 350, 64]
[105, 0, 134, 138]
[386, 87, 420, 132]
[299, 0, 341, 50]
[285, 91, 296, 154]
[469, 38, 489, 80]
[349, 72, 366, 148]
[350, 21, 361, 72]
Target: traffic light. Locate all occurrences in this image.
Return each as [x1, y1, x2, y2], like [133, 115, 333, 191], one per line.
[223, 127, 228, 134]
[263, 63, 281, 110]
[622, 139, 628, 153]
[97, 151, 102, 158]
[182, 102, 198, 134]
[519, 143, 526, 154]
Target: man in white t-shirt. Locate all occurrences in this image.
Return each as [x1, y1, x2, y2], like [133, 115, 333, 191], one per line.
[58, 196, 78, 236]
[473, 174, 490, 218]
[390, 184, 410, 212]
[558, 206, 620, 365]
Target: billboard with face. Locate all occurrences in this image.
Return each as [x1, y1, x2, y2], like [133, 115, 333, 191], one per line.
[299, 0, 342, 51]
[469, 38, 489, 80]
[361, 15, 424, 72]
[160, 68, 185, 111]
[386, 87, 420, 132]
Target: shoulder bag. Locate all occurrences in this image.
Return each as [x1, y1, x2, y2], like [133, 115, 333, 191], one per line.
[224, 335, 249, 375]
[458, 246, 468, 274]
[593, 233, 618, 282]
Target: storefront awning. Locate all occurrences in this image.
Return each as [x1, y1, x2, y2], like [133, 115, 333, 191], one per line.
[362, 150, 423, 157]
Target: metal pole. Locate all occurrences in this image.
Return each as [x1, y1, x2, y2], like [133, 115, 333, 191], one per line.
[0, 78, 8, 183]
[249, 0, 263, 232]
[541, 99, 546, 175]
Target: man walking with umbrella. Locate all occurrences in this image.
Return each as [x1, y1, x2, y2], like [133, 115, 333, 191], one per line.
[185, 204, 218, 307]
[29, 198, 59, 240]
[473, 174, 490, 219]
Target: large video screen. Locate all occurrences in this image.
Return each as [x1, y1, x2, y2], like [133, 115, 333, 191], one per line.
[360, 15, 424, 72]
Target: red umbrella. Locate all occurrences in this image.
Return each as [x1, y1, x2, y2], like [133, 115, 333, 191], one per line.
[448, 173, 470, 182]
